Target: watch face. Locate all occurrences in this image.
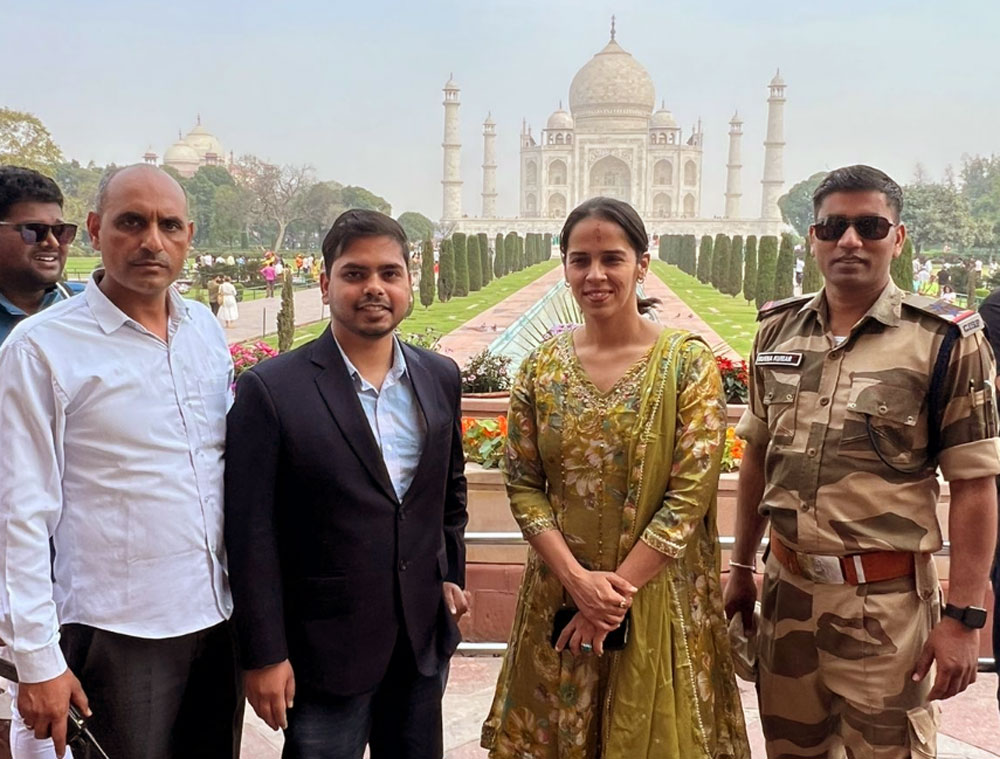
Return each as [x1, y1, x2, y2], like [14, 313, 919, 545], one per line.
[965, 607, 988, 629]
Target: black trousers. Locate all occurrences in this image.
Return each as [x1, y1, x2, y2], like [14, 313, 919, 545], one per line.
[60, 622, 243, 759]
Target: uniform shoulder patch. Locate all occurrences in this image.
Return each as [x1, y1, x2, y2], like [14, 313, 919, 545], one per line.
[756, 294, 813, 322]
[902, 293, 984, 336]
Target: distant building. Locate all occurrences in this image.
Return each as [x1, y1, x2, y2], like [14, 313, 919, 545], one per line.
[142, 115, 233, 178]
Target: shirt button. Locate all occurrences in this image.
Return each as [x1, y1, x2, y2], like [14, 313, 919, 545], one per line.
[801, 504, 810, 512]
[807, 447, 817, 457]
[398, 559, 408, 571]
[820, 397, 830, 406]
[828, 351, 840, 360]
[878, 404, 888, 415]
[398, 509, 407, 521]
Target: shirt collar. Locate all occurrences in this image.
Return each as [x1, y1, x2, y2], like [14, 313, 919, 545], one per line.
[85, 270, 190, 335]
[0, 285, 67, 318]
[802, 280, 902, 330]
[334, 334, 408, 392]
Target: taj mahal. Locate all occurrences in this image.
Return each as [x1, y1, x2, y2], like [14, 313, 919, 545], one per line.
[443, 21, 788, 239]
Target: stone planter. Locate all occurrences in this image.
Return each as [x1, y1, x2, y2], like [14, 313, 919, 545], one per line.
[726, 402, 747, 428]
[461, 393, 510, 420]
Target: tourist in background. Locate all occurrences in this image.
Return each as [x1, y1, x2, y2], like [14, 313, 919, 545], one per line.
[482, 197, 749, 758]
[260, 260, 276, 297]
[207, 274, 222, 317]
[218, 276, 239, 328]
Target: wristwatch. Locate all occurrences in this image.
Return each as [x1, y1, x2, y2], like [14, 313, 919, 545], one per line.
[942, 603, 988, 629]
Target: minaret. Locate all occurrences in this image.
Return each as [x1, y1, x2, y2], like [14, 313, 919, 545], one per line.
[441, 74, 462, 221]
[760, 69, 786, 220]
[481, 113, 497, 218]
[724, 111, 743, 219]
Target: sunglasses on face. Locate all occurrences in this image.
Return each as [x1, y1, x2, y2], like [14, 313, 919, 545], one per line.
[812, 215, 895, 242]
[0, 221, 78, 245]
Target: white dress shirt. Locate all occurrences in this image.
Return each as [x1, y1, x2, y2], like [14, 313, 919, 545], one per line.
[335, 336, 425, 500]
[0, 274, 234, 683]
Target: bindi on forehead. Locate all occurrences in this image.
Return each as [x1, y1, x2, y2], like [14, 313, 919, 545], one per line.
[593, 222, 603, 243]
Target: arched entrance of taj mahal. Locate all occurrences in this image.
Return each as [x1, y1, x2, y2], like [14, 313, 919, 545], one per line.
[588, 155, 630, 203]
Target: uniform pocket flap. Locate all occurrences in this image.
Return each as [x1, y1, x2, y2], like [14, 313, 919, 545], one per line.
[762, 372, 800, 406]
[906, 703, 940, 755]
[846, 378, 921, 426]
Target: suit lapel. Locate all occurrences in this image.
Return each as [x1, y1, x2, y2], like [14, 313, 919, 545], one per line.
[402, 344, 444, 496]
[311, 329, 397, 503]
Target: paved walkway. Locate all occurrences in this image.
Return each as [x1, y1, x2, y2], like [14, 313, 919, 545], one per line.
[220, 285, 328, 344]
[241, 657, 999, 757]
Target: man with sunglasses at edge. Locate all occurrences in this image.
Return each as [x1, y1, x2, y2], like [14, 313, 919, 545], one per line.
[0, 166, 84, 759]
[0, 166, 83, 346]
[725, 165, 1000, 758]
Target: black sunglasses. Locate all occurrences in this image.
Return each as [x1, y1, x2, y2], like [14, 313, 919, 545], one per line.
[813, 215, 895, 242]
[0, 221, 78, 245]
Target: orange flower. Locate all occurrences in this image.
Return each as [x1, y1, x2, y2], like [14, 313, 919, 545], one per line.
[497, 415, 508, 437]
[461, 417, 473, 435]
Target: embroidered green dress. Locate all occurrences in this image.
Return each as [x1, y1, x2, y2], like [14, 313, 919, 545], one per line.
[481, 329, 749, 758]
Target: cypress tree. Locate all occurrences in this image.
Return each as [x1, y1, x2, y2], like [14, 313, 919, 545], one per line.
[479, 232, 491, 285]
[419, 238, 435, 307]
[671, 235, 682, 266]
[712, 234, 730, 291]
[494, 233, 505, 278]
[518, 234, 525, 270]
[697, 235, 713, 284]
[681, 235, 697, 275]
[452, 232, 469, 297]
[802, 252, 822, 293]
[528, 233, 538, 266]
[743, 235, 758, 304]
[891, 238, 915, 292]
[658, 235, 668, 262]
[504, 232, 517, 275]
[773, 234, 795, 300]
[728, 235, 744, 297]
[756, 235, 779, 309]
[542, 233, 552, 261]
[277, 269, 295, 353]
[437, 237, 454, 302]
[467, 234, 482, 291]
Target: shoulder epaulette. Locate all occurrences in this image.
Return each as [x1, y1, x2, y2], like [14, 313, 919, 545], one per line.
[756, 294, 812, 322]
[902, 293, 984, 336]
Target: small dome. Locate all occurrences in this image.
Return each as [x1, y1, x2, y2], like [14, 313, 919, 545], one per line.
[650, 102, 677, 129]
[183, 119, 224, 161]
[444, 73, 459, 89]
[546, 106, 574, 130]
[164, 141, 199, 163]
[770, 69, 785, 87]
[483, 112, 495, 126]
[569, 38, 655, 126]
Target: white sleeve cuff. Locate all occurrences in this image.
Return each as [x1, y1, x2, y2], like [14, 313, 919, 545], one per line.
[13, 641, 67, 684]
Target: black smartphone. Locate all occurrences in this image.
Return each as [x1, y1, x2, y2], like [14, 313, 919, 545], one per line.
[550, 607, 631, 651]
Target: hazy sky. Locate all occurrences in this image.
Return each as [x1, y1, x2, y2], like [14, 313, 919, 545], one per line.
[5, 0, 998, 221]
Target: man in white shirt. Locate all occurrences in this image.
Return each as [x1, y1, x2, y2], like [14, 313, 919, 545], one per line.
[0, 165, 241, 759]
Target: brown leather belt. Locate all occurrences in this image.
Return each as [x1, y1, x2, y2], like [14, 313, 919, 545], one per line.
[769, 532, 915, 585]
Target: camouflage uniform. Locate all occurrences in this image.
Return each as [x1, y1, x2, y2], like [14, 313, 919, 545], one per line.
[736, 280, 1000, 758]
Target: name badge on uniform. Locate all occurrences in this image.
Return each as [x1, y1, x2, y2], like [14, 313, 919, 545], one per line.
[756, 351, 803, 367]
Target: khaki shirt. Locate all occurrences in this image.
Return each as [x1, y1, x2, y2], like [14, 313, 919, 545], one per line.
[736, 281, 1000, 555]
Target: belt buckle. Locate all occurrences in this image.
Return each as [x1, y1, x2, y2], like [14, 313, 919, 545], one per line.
[804, 554, 845, 584]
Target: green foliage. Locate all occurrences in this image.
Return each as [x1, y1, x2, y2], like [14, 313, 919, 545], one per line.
[728, 236, 744, 297]
[778, 171, 827, 237]
[680, 235, 697, 276]
[397, 211, 434, 243]
[504, 232, 517, 275]
[467, 234, 482, 291]
[712, 234, 730, 291]
[516, 234, 525, 271]
[697, 235, 713, 284]
[452, 232, 469, 297]
[542, 233, 552, 261]
[276, 270, 295, 353]
[478, 233, 491, 285]
[398, 327, 442, 350]
[743, 235, 758, 304]
[524, 233, 534, 267]
[903, 181, 976, 254]
[802, 251, 823, 292]
[756, 236, 779, 309]
[658, 235, 668, 262]
[437, 238, 454, 302]
[773, 234, 795, 300]
[340, 185, 391, 215]
[419, 238, 435, 307]
[494, 233, 505, 278]
[0, 108, 62, 172]
[890, 237, 915, 292]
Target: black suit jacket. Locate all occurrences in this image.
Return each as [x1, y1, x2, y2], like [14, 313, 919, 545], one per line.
[224, 328, 468, 695]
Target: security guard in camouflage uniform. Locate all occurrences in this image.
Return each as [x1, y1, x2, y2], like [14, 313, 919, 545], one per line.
[725, 165, 1000, 758]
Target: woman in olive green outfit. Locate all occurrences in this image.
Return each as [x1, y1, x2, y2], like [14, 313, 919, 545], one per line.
[482, 198, 749, 758]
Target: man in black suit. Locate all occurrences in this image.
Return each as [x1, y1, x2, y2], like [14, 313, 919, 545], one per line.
[979, 288, 1000, 711]
[224, 210, 469, 758]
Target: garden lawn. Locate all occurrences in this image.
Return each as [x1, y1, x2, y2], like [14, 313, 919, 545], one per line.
[650, 261, 758, 358]
[64, 257, 101, 279]
[279, 259, 561, 349]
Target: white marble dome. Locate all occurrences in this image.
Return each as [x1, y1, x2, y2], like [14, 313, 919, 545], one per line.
[569, 38, 655, 125]
[164, 140, 199, 164]
[650, 103, 678, 129]
[546, 106, 574, 130]
[183, 121, 224, 160]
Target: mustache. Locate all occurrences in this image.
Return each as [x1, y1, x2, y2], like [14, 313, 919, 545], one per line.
[356, 298, 391, 309]
[130, 250, 171, 266]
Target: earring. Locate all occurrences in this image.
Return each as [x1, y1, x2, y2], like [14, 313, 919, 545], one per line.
[638, 276, 646, 284]
[564, 280, 571, 288]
